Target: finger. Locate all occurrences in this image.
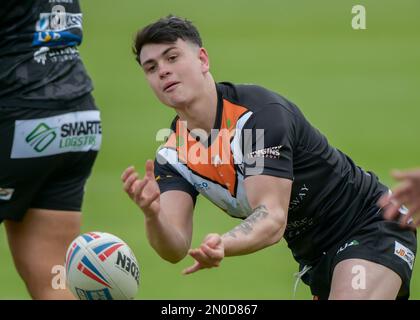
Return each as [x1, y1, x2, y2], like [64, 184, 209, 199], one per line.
[382, 203, 401, 220]
[392, 194, 415, 209]
[413, 215, 420, 228]
[391, 181, 413, 200]
[377, 194, 391, 208]
[141, 190, 160, 208]
[201, 244, 223, 261]
[145, 160, 155, 180]
[182, 261, 202, 275]
[411, 204, 420, 216]
[204, 234, 221, 248]
[392, 169, 420, 181]
[189, 248, 211, 264]
[189, 248, 210, 261]
[399, 211, 413, 228]
[132, 179, 148, 202]
[406, 204, 420, 224]
[123, 172, 138, 194]
[121, 166, 135, 181]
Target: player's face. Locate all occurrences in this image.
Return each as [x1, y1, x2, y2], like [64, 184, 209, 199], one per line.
[139, 39, 210, 109]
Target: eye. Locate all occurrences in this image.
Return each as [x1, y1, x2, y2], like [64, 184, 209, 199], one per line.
[147, 64, 157, 73]
[168, 55, 177, 62]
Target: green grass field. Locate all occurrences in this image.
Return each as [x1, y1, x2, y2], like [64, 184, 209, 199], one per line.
[0, 0, 419, 299]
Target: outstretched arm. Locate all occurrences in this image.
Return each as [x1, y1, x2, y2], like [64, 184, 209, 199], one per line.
[183, 175, 291, 274]
[122, 160, 195, 263]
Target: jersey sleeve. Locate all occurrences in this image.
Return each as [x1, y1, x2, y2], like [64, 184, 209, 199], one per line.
[154, 159, 199, 204]
[241, 104, 295, 180]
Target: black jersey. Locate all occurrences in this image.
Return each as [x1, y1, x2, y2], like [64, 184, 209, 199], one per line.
[0, 0, 93, 109]
[154, 82, 388, 265]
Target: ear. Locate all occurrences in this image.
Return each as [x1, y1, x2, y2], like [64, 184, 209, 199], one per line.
[198, 48, 210, 73]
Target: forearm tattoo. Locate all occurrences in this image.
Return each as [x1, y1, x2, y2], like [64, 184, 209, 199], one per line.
[224, 205, 269, 239]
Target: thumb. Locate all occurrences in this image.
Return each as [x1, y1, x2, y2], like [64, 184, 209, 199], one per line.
[204, 233, 221, 248]
[145, 159, 155, 179]
[391, 170, 407, 181]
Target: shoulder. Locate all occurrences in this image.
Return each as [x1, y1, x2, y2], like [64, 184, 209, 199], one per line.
[217, 81, 300, 116]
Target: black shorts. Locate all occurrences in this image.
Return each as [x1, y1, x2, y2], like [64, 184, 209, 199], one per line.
[300, 208, 417, 299]
[0, 95, 101, 223]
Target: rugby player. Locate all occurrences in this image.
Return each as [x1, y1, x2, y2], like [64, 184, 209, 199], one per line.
[0, 1, 101, 299]
[122, 15, 416, 299]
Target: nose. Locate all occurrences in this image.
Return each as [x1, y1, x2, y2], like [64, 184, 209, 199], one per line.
[159, 63, 171, 79]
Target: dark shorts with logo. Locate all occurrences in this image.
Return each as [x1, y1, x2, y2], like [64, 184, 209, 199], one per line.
[0, 94, 101, 223]
[300, 208, 417, 300]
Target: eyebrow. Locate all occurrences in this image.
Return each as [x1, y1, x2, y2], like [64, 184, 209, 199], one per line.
[141, 46, 178, 66]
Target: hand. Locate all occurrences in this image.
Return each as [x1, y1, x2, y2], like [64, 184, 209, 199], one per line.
[121, 160, 160, 217]
[378, 169, 420, 227]
[182, 233, 225, 275]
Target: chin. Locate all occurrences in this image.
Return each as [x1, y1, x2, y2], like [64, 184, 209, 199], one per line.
[166, 96, 190, 109]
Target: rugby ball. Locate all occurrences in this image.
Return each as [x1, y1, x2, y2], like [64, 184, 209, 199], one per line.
[65, 232, 140, 300]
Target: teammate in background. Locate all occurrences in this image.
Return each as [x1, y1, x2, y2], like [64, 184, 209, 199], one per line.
[378, 169, 420, 228]
[122, 15, 416, 299]
[0, 1, 101, 299]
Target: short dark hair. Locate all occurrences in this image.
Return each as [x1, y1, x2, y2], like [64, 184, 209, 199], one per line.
[133, 15, 203, 66]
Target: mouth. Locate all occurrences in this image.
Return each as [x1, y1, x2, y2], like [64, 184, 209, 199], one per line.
[163, 81, 180, 92]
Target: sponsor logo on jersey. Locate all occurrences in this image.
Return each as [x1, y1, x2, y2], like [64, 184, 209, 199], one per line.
[289, 184, 310, 211]
[247, 145, 283, 159]
[11, 111, 101, 158]
[32, 5, 82, 63]
[34, 46, 80, 65]
[394, 241, 415, 270]
[285, 217, 314, 238]
[194, 181, 210, 191]
[32, 5, 82, 47]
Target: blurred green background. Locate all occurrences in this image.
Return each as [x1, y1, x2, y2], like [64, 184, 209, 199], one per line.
[0, 0, 419, 299]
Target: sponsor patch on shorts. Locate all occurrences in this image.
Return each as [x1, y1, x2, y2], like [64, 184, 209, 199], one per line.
[336, 239, 360, 255]
[11, 111, 101, 159]
[394, 241, 415, 270]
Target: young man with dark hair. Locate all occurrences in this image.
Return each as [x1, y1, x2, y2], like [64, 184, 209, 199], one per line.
[123, 15, 416, 299]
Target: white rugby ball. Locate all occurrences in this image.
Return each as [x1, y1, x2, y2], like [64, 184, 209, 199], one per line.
[65, 232, 140, 300]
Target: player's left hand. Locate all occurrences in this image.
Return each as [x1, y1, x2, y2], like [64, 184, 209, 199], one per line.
[378, 169, 420, 228]
[182, 233, 225, 275]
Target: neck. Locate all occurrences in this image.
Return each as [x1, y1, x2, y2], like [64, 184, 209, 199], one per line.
[176, 75, 217, 134]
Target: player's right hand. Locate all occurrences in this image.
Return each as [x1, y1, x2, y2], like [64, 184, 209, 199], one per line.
[182, 233, 225, 275]
[121, 160, 160, 217]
